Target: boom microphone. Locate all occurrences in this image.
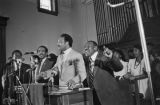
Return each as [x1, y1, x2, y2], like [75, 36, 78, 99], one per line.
[24, 52, 35, 55]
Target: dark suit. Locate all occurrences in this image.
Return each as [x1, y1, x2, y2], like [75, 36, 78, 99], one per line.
[19, 63, 31, 83]
[2, 62, 31, 100]
[84, 52, 122, 87]
[85, 52, 133, 105]
[37, 58, 57, 83]
[40, 58, 56, 73]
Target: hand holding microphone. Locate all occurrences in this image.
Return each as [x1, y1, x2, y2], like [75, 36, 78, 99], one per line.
[103, 46, 113, 58]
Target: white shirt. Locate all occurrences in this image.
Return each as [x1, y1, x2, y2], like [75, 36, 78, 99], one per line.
[62, 48, 72, 62]
[91, 51, 98, 62]
[114, 60, 128, 77]
[13, 59, 22, 70]
[50, 48, 72, 76]
[90, 51, 98, 72]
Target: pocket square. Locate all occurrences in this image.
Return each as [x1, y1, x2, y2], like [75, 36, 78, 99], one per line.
[68, 60, 73, 65]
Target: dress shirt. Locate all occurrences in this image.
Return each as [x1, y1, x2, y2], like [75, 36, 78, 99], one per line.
[51, 48, 72, 76]
[13, 61, 22, 78]
[62, 48, 72, 62]
[90, 51, 98, 72]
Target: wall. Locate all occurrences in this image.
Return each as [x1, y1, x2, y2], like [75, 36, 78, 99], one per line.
[0, 0, 97, 63]
[71, 0, 97, 51]
[0, 0, 72, 62]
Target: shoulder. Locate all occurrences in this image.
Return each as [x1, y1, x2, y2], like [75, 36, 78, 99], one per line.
[46, 58, 54, 63]
[6, 62, 11, 67]
[22, 63, 30, 68]
[70, 49, 83, 58]
[128, 58, 136, 63]
[45, 58, 55, 66]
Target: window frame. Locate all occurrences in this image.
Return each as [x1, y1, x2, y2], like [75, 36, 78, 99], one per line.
[37, 0, 58, 16]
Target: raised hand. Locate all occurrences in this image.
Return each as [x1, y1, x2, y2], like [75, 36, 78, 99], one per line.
[103, 46, 113, 58]
[66, 79, 76, 89]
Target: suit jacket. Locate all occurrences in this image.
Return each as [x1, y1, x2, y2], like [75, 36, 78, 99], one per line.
[94, 51, 123, 76]
[37, 58, 56, 83]
[40, 58, 56, 72]
[54, 49, 86, 86]
[19, 63, 31, 84]
[93, 67, 134, 105]
[84, 51, 123, 87]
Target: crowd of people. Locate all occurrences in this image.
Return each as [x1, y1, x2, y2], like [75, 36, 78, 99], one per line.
[1, 33, 160, 105]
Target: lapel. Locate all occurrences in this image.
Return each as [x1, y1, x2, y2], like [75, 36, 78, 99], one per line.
[40, 58, 48, 72]
[58, 54, 63, 74]
[93, 52, 103, 76]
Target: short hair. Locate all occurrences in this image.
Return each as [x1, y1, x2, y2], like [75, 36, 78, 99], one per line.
[114, 49, 126, 61]
[133, 44, 142, 52]
[103, 44, 115, 51]
[60, 33, 73, 47]
[38, 45, 48, 53]
[48, 53, 57, 61]
[32, 55, 40, 63]
[12, 50, 22, 57]
[87, 41, 98, 47]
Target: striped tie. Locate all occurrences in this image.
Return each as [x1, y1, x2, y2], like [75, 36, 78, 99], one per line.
[88, 58, 94, 88]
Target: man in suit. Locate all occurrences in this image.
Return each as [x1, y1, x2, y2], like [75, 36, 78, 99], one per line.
[36, 46, 56, 83]
[45, 34, 86, 89]
[2, 50, 31, 105]
[83, 41, 133, 105]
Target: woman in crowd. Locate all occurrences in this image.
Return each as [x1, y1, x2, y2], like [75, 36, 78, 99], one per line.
[125, 44, 149, 99]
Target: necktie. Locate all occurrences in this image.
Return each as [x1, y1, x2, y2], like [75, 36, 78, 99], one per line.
[38, 59, 43, 74]
[88, 57, 94, 88]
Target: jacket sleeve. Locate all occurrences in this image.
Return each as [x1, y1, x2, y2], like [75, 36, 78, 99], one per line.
[95, 54, 123, 73]
[109, 55, 123, 72]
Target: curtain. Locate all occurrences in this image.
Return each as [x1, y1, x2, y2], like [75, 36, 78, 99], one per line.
[0, 16, 8, 104]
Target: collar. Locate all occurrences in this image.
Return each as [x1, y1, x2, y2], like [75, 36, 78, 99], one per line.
[63, 48, 72, 55]
[90, 51, 98, 62]
[41, 57, 47, 64]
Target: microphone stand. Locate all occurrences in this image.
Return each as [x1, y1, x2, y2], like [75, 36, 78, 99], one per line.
[15, 74, 32, 105]
[13, 61, 32, 105]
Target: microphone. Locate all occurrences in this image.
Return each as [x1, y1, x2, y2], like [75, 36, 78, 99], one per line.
[8, 58, 17, 62]
[26, 68, 35, 72]
[24, 52, 35, 55]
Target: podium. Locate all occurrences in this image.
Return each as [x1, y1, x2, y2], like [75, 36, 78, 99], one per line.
[22, 84, 93, 105]
[45, 88, 93, 105]
[22, 83, 45, 105]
